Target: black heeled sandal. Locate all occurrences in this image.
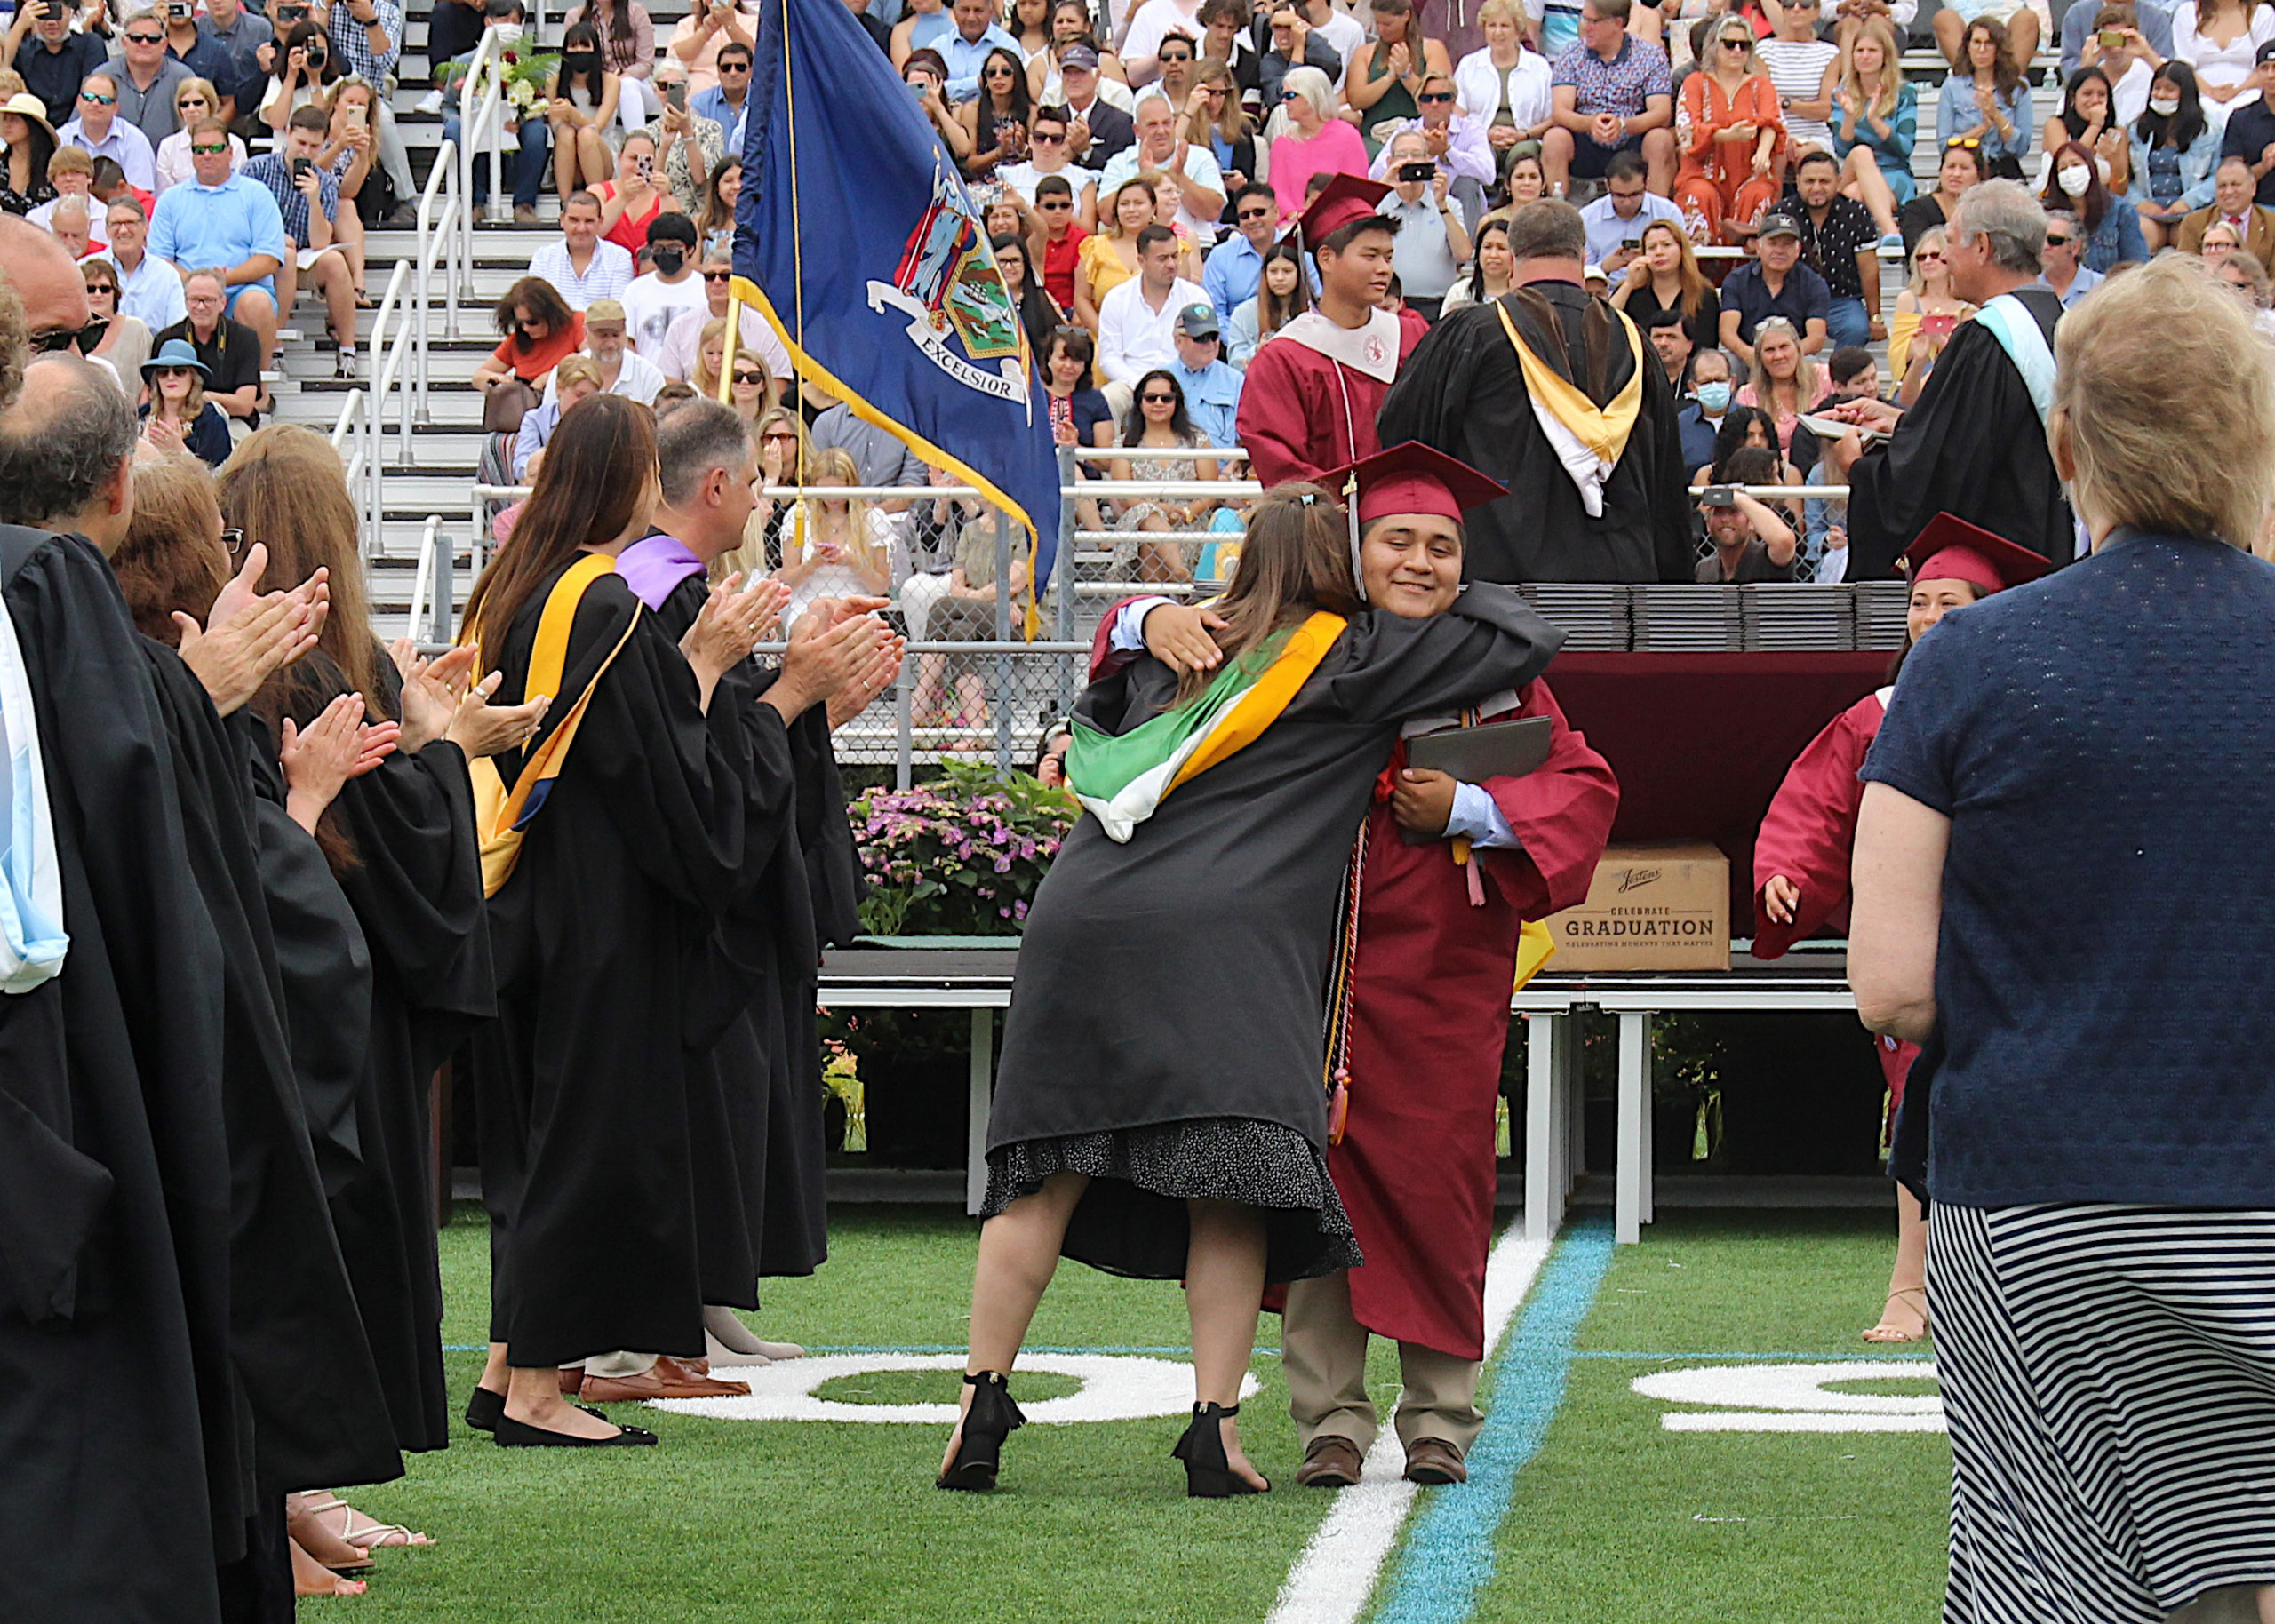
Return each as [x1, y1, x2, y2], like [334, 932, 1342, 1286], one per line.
[936, 1371, 1025, 1492]
[1172, 1402, 1270, 1498]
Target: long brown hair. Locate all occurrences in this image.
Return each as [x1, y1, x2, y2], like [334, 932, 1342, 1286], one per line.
[1172, 482, 1359, 706]
[1640, 219, 1712, 320]
[215, 424, 384, 712]
[462, 393, 658, 664]
[112, 443, 229, 645]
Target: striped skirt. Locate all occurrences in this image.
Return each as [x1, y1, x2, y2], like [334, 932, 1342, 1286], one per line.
[1928, 1204, 2275, 1624]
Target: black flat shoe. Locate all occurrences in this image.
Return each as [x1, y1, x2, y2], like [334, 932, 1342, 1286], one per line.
[936, 1371, 1024, 1492]
[464, 1386, 505, 1432]
[1172, 1402, 1269, 1498]
[493, 1414, 658, 1447]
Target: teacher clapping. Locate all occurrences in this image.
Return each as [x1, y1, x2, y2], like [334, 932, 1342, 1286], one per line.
[1849, 254, 2275, 1624]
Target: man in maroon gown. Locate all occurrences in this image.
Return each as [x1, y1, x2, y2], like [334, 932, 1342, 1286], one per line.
[1234, 174, 1423, 487]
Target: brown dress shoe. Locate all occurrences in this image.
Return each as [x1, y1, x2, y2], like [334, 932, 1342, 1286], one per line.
[1402, 1437, 1468, 1485]
[580, 1356, 751, 1402]
[1295, 1435, 1365, 1488]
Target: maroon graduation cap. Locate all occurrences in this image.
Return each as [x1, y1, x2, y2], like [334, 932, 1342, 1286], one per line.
[1904, 512, 2051, 595]
[1296, 172, 1395, 251]
[1324, 440, 1508, 599]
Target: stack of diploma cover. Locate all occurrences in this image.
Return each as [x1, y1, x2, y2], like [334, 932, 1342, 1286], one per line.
[1850, 580, 1910, 649]
[1631, 584, 1744, 651]
[1516, 584, 1632, 650]
[1740, 584, 1851, 650]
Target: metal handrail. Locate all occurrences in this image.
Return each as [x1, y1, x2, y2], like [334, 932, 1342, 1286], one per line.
[457, 28, 507, 234]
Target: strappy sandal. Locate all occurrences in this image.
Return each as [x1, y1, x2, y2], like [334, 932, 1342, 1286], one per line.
[298, 1493, 434, 1549]
[1862, 1286, 1931, 1344]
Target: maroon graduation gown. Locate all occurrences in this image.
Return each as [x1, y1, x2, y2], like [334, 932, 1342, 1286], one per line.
[1233, 309, 1420, 488]
[1336, 681, 1617, 1361]
[1751, 690, 1917, 1100]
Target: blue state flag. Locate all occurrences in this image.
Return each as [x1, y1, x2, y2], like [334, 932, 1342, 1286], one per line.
[734, 0, 1060, 616]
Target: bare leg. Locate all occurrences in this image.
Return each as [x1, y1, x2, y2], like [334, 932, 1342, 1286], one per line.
[1932, 7, 1966, 68]
[577, 126, 612, 189]
[289, 1532, 367, 1597]
[944, 1170, 1089, 1471]
[503, 1361, 621, 1437]
[551, 115, 579, 200]
[2258, 1583, 2275, 1623]
[315, 250, 358, 352]
[1542, 125, 1576, 196]
[1864, 1184, 1929, 1341]
[479, 1341, 509, 1394]
[1842, 147, 1899, 235]
[270, 249, 299, 344]
[2007, 7, 2039, 68]
[1185, 1197, 1270, 1491]
[1642, 127, 1679, 198]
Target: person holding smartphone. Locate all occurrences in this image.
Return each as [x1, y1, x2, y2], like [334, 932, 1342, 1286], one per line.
[1693, 448, 1800, 581]
[1376, 130, 1471, 321]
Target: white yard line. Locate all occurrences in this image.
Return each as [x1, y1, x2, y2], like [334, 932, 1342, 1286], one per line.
[1263, 1225, 1553, 1624]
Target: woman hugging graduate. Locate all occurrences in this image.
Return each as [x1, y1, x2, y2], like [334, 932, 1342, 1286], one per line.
[1106, 443, 1620, 1491]
[938, 465, 1568, 1500]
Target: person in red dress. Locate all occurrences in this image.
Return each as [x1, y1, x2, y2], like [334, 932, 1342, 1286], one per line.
[1752, 513, 2046, 1343]
[1103, 443, 1619, 1486]
[1233, 175, 1424, 487]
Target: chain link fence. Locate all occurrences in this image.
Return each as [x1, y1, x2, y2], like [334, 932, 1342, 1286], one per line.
[450, 449, 1888, 786]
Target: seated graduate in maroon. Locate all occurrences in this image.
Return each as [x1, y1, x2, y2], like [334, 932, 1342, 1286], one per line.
[1752, 512, 2048, 1344]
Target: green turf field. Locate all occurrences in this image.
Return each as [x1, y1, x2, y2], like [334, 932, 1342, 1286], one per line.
[329, 1206, 1949, 1623]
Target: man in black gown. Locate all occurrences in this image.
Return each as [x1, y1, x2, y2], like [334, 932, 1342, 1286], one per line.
[0, 338, 392, 1622]
[1375, 197, 1696, 585]
[1823, 179, 2072, 577]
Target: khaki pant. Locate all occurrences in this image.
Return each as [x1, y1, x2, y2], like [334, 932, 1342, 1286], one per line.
[1282, 1270, 1485, 1457]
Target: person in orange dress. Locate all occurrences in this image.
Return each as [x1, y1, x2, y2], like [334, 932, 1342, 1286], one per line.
[1674, 16, 1785, 244]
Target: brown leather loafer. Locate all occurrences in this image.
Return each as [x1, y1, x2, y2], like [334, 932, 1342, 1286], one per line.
[580, 1356, 751, 1402]
[1295, 1434, 1365, 1488]
[1402, 1437, 1468, 1485]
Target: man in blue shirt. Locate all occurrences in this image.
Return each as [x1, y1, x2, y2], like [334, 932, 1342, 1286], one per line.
[936, 0, 1018, 102]
[1169, 303, 1243, 447]
[150, 115, 289, 375]
[1202, 183, 1280, 322]
[691, 38, 751, 152]
[1715, 211, 1832, 367]
[1677, 345, 1731, 474]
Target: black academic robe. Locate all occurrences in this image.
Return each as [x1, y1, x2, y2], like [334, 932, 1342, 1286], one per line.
[1846, 286, 2071, 579]
[648, 576, 820, 1300]
[257, 651, 493, 1454]
[141, 646, 403, 1517]
[987, 585, 1562, 1284]
[0, 527, 241, 1624]
[1377, 281, 1697, 585]
[475, 561, 755, 1367]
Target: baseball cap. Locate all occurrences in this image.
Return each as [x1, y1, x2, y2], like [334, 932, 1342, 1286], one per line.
[2256, 36, 2275, 62]
[585, 298, 627, 325]
[1756, 211, 1802, 240]
[1176, 302, 1219, 338]
[1061, 43, 1100, 69]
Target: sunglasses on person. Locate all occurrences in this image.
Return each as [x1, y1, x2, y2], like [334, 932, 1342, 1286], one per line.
[1140, 390, 1177, 403]
[1033, 127, 1066, 141]
[1161, 48, 1192, 60]
[1417, 90, 1453, 102]
[1945, 135, 1981, 149]
[703, 268, 735, 281]
[1038, 195, 1074, 210]
[512, 315, 548, 334]
[1720, 34, 1750, 48]
[718, 58, 751, 71]
[762, 430, 799, 442]
[124, 28, 163, 43]
[220, 527, 245, 556]
[28, 316, 108, 355]
[2043, 232, 2073, 247]
[190, 141, 231, 155]
[731, 367, 766, 384]
[153, 365, 199, 380]
[81, 89, 118, 106]
[179, 95, 212, 110]
[1281, 89, 1300, 100]
[1914, 248, 1944, 260]
[1236, 203, 1273, 220]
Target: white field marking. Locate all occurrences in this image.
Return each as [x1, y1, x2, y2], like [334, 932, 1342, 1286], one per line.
[1634, 1359, 1945, 1434]
[644, 1351, 1258, 1426]
[1264, 1226, 1553, 1624]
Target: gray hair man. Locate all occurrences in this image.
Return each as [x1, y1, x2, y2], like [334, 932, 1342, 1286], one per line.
[1824, 179, 2071, 575]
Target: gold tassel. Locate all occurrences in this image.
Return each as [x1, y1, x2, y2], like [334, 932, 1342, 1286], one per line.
[823, 1045, 866, 1153]
[1495, 1095, 1512, 1158]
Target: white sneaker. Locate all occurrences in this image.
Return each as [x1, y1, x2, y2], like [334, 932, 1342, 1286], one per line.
[415, 87, 444, 115]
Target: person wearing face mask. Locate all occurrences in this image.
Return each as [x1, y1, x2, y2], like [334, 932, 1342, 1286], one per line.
[1092, 442, 1616, 1493]
[1678, 345, 1733, 473]
[619, 211, 707, 359]
[2040, 138, 2150, 266]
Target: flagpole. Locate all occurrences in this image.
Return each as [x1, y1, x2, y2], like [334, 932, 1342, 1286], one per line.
[782, 0, 807, 514]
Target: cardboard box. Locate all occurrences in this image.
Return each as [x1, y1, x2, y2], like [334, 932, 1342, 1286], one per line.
[1543, 842, 1730, 972]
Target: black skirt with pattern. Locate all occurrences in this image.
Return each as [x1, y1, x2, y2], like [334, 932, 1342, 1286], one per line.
[983, 1118, 1363, 1286]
